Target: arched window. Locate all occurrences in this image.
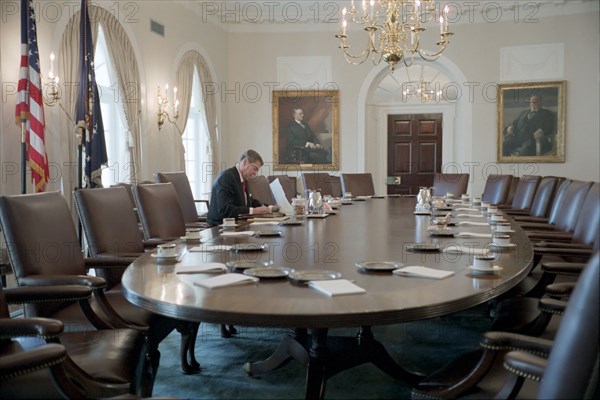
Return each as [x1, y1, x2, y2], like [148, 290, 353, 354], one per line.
[94, 24, 130, 187]
[182, 66, 212, 201]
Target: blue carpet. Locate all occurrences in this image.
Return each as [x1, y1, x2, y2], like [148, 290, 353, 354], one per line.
[152, 305, 492, 399]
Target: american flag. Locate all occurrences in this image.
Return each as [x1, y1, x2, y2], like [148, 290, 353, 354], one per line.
[75, 0, 107, 188]
[15, 0, 49, 192]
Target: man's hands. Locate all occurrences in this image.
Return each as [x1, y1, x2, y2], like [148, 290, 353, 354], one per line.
[254, 205, 271, 214]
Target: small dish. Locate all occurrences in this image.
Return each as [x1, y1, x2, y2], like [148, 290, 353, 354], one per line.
[180, 236, 201, 242]
[230, 243, 268, 252]
[353, 196, 369, 201]
[371, 195, 385, 199]
[226, 260, 272, 271]
[288, 270, 342, 285]
[466, 265, 503, 274]
[243, 267, 294, 279]
[279, 220, 304, 226]
[406, 243, 441, 252]
[356, 261, 403, 272]
[429, 229, 456, 237]
[413, 211, 431, 216]
[490, 243, 517, 249]
[254, 230, 283, 237]
[306, 213, 329, 218]
[341, 200, 354, 205]
[151, 253, 177, 260]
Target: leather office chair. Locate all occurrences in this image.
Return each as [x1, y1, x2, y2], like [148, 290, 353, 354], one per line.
[481, 174, 513, 205]
[412, 252, 599, 400]
[0, 192, 153, 397]
[268, 175, 298, 201]
[154, 172, 210, 229]
[74, 186, 201, 374]
[341, 173, 375, 197]
[498, 175, 541, 211]
[431, 173, 469, 198]
[504, 176, 520, 206]
[301, 172, 333, 196]
[513, 178, 571, 224]
[504, 176, 560, 218]
[247, 175, 276, 205]
[133, 183, 187, 242]
[328, 175, 343, 198]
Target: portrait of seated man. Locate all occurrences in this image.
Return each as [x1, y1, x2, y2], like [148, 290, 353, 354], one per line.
[502, 95, 557, 157]
[284, 108, 331, 164]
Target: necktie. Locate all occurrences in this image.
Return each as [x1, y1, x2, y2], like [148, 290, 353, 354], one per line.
[242, 181, 247, 206]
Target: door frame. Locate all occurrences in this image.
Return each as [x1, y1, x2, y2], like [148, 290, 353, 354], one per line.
[374, 104, 456, 195]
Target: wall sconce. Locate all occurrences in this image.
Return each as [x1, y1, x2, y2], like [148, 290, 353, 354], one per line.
[157, 84, 179, 130]
[43, 52, 60, 106]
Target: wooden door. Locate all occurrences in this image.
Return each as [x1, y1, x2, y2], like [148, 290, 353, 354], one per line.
[387, 114, 443, 195]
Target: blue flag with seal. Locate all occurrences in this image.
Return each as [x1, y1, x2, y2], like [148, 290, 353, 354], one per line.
[75, 0, 107, 188]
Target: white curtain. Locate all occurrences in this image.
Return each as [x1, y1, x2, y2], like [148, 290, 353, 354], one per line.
[57, 4, 141, 205]
[175, 51, 218, 169]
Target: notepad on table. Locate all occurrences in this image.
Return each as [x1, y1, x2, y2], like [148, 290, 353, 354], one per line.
[455, 232, 493, 238]
[456, 221, 489, 227]
[308, 279, 366, 297]
[193, 273, 258, 289]
[456, 214, 485, 218]
[175, 263, 227, 274]
[189, 245, 232, 252]
[393, 266, 455, 280]
[443, 245, 490, 256]
[220, 230, 255, 236]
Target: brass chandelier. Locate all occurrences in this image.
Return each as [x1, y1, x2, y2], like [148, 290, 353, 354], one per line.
[335, 0, 453, 72]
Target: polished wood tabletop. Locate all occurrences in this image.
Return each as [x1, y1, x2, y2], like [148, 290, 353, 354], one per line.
[121, 197, 533, 329]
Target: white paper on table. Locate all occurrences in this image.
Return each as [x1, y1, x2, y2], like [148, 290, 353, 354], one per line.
[308, 279, 366, 297]
[456, 214, 485, 218]
[189, 245, 232, 252]
[443, 245, 490, 256]
[455, 207, 480, 212]
[220, 230, 255, 237]
[193, 273, 259, 289]
[269, 179, 293, 215]
[393, 266, 455, 280]
[455, 232, 493, 238]
[250, 221, 280, 226]
[176, 263, 227, 274]
[457, 221, 489, 227]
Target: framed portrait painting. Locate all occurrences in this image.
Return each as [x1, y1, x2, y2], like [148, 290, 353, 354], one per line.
[273, 89, 339, 171]
[497, 81, 566, 163]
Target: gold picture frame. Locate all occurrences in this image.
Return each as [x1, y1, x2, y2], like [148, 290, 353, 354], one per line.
[273, 89, 339, 171]
[497, 81, 566, 163]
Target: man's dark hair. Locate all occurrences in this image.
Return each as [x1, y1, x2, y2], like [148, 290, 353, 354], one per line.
[240, 149, 264, 166]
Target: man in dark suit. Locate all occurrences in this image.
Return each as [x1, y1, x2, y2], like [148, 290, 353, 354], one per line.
[285, 108, 330, 164]
[503, 95, 556, 156]
[206, 149, 273, 226]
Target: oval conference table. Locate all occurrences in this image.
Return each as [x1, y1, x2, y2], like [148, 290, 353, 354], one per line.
[122, 197, 533, 399]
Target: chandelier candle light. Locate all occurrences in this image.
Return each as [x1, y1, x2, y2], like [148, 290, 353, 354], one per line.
[335, 0, 453, 72]
[157, 83, 179, 129]
[43, 52, 60, 105]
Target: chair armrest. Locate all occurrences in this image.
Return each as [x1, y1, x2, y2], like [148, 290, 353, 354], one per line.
[85, 254, 140, 268]
[503, 209, 532, 216]
[0, 317, 64, 339]
[0, 343, 67, 379]
[544, 282, 575, 299]
[503, 350, 547, 382]
[3, 285, 93, 304]
[541, 261, 586, 276]
[520, 222, 557, 231]
[512, 216, 548, 223]
[18, 274, 106, 290]
[143, 238, 168, 248]
[527, 232, 573, 242]
[538, 297, 567, 316]
[480, 331, 553, 357]
[534, 246, 593, 260]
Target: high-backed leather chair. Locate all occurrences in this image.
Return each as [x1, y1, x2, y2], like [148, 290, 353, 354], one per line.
[328, 175, 343, 198]
[504, 176, 560, 218]
[74, 186, 200, 374]
[412, 252, 599, 400]
[154, 172, 210, 228]
[481, 174, 513, 205]
[513, 178, 571, 224]
[498, 175, 541, 211]
[268, 175, 297, 201]
[247, 175, 276, 205]
[431, 173, 469, 197]
[0, 192, 153, 397]
[133, 183, 187, 241]
[504, 176, 520, 205]
[341, 173, 375, 197]
[302, 172, 333, 196]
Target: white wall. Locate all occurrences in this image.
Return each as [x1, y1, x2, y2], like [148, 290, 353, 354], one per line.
[1, 2, 598, 197]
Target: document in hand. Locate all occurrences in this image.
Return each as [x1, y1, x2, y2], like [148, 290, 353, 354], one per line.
[193, 273, 259, 289]
[393, 266, 455, 279]
[269, 179, 293, 215]
[308, 279, 366, 297]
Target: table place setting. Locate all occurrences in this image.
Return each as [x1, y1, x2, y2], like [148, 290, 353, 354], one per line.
[443, 245, 491, 256]
[190, 244, 232, 252]
[175, 263, 228, 274]
[466, 256, 503, 275]
[456, 213, 485, 218]
[249, 221, 280, 226]
[454, 232, 493, 238]
[220, 230, 256, 236]
[308, 279, 366, 297]
[355, 261, 403, 272]
[193, 273, 259, 289]
[393, 266, 455, 280]
[456, 221, 490, 227]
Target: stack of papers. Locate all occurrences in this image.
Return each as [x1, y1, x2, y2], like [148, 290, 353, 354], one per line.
[308, 279, 366, 297]
[193, 273, 259, 289]
[455, 232, 493, 238]
[456, 221, 489, 227]
[393, 266, 455, 279]
[175, 263, 227, 274]
[269, 179, 293, 215]
[190, 245, 232, 252]
[220, 230, 255, 236]
[443, 245, 490, 256]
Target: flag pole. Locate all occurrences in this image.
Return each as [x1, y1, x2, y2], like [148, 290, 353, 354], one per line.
[20, 120, 27, 194]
